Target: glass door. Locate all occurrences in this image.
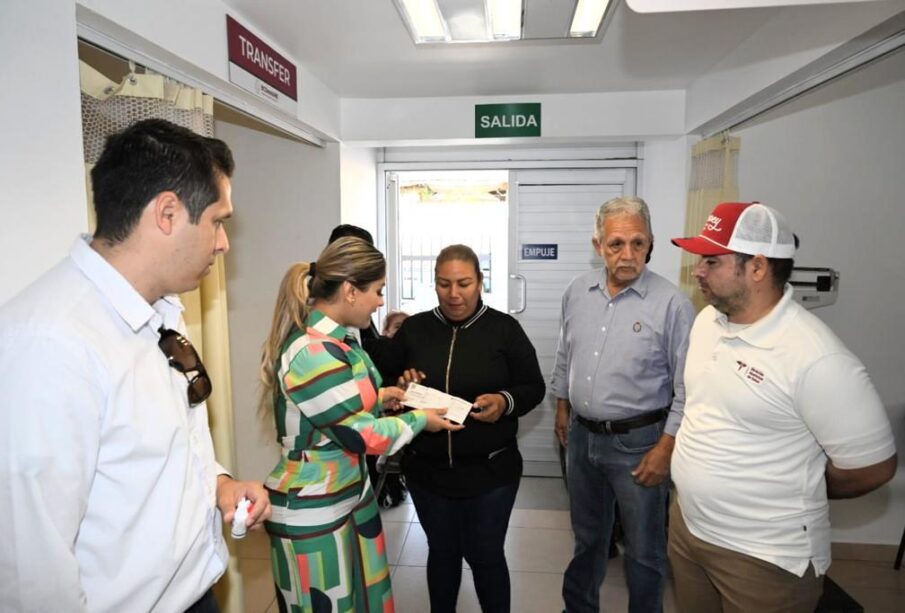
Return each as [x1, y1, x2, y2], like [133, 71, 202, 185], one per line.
[387, 170, 510, 322]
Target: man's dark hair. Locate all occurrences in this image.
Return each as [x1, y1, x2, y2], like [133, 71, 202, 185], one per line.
[734, 234, 799, 290]
[91, 119, 235, 244]
[734, 253, 795, 290]
[328, 224, 373, 246]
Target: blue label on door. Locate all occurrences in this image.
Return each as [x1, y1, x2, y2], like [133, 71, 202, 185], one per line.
[521, 244, 558, 260]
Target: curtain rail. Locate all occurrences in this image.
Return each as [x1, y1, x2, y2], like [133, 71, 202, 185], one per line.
[695, 10, 905, 137]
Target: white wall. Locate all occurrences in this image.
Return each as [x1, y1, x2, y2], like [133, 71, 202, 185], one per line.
[216, 121, 340, 482]
[339, 145, 379, 239]
[78, 0, 341, 141]
[685, 0, 905, 132]
[341, 90, 685, 145]
[1, 0, 344, 307]
[639, 137, 693, 285]
[735, 49, 905, 545]
[0, 0, 87, 305]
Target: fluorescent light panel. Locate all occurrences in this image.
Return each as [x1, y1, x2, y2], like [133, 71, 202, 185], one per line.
[486, 0, 522, 40]
[398, 0, 449, 43]
[570, 0, 610, 38]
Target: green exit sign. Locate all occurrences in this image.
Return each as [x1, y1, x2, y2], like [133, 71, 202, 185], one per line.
[475, 103, 541, 138]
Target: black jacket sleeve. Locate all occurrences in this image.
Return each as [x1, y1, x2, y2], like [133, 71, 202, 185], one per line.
[499, 318, 545, 417]
[369, 320, 408, 384]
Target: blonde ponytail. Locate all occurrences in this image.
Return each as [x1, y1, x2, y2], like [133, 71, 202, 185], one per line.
[258, 262, 313, 417]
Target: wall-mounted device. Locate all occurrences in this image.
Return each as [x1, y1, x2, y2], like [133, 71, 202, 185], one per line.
[790, 267, 839, 310]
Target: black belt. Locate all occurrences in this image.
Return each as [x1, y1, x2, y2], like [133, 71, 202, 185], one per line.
[576, 408, 669, 435]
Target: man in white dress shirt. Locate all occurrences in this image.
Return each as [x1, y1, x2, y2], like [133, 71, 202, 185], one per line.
[669, 202, 896, 612]
[0, 119, 271, 612]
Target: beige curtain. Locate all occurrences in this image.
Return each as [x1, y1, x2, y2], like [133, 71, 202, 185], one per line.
[79, 61, 243, 613]
[680, 133, 741, 311]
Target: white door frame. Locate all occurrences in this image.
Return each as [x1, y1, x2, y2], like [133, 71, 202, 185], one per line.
[377, 158, 640, 314]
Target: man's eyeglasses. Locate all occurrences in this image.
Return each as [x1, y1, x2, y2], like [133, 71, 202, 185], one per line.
[158, 328, 212, 406]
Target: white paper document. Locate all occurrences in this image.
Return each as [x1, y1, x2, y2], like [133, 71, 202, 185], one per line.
[402, 382, 473, 424]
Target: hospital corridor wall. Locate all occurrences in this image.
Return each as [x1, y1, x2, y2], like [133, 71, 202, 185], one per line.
[216, 119, 341, 484]
[735, 48, 905, 546]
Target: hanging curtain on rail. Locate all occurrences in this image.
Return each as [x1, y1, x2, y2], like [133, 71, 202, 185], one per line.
[79, 61, 243, 613]
[680, 133, 741, 311]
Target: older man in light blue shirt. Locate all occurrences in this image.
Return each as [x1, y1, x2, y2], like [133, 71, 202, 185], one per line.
[554, 196, 694, 613]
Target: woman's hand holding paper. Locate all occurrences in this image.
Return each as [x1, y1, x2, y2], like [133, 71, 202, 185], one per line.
[470, 393, 507, 423]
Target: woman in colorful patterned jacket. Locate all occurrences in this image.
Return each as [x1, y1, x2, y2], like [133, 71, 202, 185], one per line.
[259, 237, 462, 612]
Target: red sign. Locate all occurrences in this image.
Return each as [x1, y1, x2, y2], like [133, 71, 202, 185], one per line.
[226, 15, 297, 101]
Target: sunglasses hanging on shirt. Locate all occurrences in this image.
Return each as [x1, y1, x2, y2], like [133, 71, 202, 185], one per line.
[158, 327, 212, 406]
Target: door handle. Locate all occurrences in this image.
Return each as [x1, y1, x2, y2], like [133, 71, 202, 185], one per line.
[510, 274, 527, 314]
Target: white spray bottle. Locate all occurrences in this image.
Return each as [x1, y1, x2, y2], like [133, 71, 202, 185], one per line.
[231, 497, 251, 539]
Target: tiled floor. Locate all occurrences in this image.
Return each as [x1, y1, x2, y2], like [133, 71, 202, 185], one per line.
[238, 477, 905, 612]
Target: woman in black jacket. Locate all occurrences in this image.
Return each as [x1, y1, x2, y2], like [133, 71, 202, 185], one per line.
[378, 244, 545, 613]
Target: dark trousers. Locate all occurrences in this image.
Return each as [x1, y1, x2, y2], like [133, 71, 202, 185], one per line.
[185, 588, 219, 613]
[408, 480, 520, 613]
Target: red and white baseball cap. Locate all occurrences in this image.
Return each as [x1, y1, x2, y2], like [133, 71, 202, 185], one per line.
[671, 202, 797, 258]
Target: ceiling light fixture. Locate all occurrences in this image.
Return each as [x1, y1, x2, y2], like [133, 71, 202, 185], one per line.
[569, 0, 611, 38]
[397, 0, 449, 43]
[486, 0, 523, 41]
[396, 0, 602, 44]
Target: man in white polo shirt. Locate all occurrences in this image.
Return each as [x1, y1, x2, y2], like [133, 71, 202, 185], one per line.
[668, 202, 897, 612]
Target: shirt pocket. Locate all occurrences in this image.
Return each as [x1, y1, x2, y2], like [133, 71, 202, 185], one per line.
[625, 318, 662, 372]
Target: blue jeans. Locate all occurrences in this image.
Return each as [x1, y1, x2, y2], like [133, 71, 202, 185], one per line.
[562, 419, 668, 613]
[408, 480, 520, 613]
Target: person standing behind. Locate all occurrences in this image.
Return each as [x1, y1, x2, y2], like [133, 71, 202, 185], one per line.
[329, 223, 374, 246]
[0, 119, 271, 612]
[669, 202, 896, 612]
[327, 224, 381, 344]
[381, 310, 408, 338]
[378, 244, 546, 613]
[554, 196, 695, 613]
[326, 223, 410, 509]
[259, 238, 462, 613]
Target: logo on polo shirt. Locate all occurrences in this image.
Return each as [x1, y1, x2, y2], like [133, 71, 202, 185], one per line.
[747, 367, 765, 383]
[705, 214, 723, 233]
[736, 360, 765, 384]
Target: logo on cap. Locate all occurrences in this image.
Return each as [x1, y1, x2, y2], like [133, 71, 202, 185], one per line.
[704, 215, 723, 233]
[671, 201, 796, 258]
